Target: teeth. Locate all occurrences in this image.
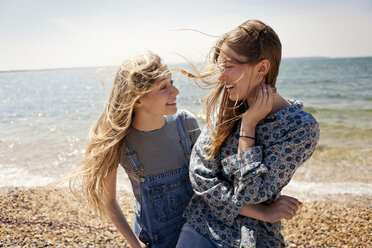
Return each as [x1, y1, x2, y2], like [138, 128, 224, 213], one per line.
[225, 84, 234, 89]
[167, 101, 176, 104]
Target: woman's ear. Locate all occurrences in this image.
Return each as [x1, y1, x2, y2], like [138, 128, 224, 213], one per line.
[257, 59, 271, 76]
[134, 98, 142, 108]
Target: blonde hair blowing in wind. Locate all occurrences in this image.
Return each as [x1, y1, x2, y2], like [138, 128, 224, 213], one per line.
[68, 52, 167, 217]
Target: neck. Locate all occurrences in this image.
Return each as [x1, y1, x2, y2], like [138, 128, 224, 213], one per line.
[246, 90, 290, 116]
[270, 93, 291, 115]
[132, 111, 166, 131]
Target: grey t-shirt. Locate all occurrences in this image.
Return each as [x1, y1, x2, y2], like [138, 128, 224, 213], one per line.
[120, 110, 201, 201]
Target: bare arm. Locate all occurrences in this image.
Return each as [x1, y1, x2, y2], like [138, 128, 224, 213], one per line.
[239, 195, 302, 223]
[104, 166, 146, 248]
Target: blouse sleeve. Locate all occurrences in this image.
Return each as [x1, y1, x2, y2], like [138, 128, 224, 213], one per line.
[189, 116, 319, 226]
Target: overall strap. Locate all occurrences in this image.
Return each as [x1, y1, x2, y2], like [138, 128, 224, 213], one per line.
[125, 139, 145, 178]
[175, 113, 192, 160]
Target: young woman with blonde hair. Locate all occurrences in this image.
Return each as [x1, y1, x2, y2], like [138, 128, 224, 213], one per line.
[68, 52, 304, 248]
[177, 20, 320, 247]
[68, 52, 200, 247]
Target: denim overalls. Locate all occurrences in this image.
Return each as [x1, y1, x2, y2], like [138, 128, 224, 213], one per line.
[125, 114, 193, 248]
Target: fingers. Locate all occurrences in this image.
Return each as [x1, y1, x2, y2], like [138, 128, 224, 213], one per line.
[266, 83, 273, 106]
[285, 199, 300, 213]
[263, 83, 272, 107]
[283, 209, 295, 220]
[262, 83, 268, 103]
[275, 195, 303, 220]
[282, 212, 293, 220]
[261, 83, 272, 111]
[257, 83, 264, 104]
[281, 195, 303, 208]
[250, 83, 265, 109]
[244, 83, 273, 122]
[283, 204, 297, 220]
[279, 207, 295, 220]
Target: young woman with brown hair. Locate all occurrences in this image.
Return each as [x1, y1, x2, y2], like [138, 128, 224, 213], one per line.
[177, 20, 320, 248]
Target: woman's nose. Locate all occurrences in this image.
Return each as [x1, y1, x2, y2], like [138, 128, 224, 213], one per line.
[219, 70, 227, 82]
[172, 84, 179, 96]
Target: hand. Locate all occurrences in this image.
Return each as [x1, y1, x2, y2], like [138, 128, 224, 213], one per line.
[132, 243, 147, 248]
[138, 240, 148, 248]
[261, 195, 303, 223]
[241, 83, 273, 128]
[128, 238, 147, 248]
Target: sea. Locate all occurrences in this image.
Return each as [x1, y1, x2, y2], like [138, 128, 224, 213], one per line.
[1, 57, 371, 198]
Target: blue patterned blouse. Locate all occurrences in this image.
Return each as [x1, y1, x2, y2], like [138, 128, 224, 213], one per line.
[183, 101, 320, 248]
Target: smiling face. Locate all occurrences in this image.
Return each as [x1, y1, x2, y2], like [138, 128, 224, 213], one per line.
[217, 43, 262, 102]
[136, 71, 179, 117]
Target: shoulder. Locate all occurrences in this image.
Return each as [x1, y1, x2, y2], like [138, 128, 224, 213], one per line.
[302, 111, 318, 127]
[274, 100, 319, 141]
[296, 103, 319, 132]
[280, 100, 319, 129]
[174, 110, 202, 145]
[286, 102, 320, 142]
[177, 109, 197, 121]
[300, 110, 320, 141]
[195, 126, 213, 148]
[176, 110, 199, 128]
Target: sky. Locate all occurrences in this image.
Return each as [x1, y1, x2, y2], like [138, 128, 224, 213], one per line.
[0, 0, 371, 71]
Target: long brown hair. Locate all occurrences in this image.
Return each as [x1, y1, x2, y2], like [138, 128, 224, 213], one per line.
[68, 52, 167, 217]
[185, 20, 282, 158]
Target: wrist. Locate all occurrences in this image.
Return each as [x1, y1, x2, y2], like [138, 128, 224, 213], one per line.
[239, 204, 267, 221]
[239, 135, 255, 140]
[128, 237, 143, 248]
[240, 123, 256, 136]
[242, 113, 259, 126]
[259, 205, 270, 222]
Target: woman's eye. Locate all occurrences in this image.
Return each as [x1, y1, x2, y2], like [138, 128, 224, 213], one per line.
[222, 66, 233, 72]
[160, 80, 173, 90]
[218, 63, 233, 71]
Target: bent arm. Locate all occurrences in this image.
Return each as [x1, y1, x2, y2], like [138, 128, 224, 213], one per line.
[189, 118, 319, 226]
[231, 118, 319, 204]
[189, 131, 252, 225]
[190, 137, 268, 225]
[238, 202, 268, 220]
[104, 167, 145, 248]
[239, 195, 302, 223]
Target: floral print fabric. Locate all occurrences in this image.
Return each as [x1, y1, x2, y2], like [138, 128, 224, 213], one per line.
[183, 101, 320, 247]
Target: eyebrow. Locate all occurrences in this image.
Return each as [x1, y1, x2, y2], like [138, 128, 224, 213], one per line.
[218, 57, 234, 64]
[157, 76, 171, 84]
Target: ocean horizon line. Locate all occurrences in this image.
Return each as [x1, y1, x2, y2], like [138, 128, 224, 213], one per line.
[1, 55, 372, 73]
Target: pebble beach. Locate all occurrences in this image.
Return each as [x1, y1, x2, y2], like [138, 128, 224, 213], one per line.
[1, 187, 371, 247]
[1, 58, 372, 247]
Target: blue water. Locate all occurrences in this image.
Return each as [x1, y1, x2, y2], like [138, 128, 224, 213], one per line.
[1, 57, 371, 187]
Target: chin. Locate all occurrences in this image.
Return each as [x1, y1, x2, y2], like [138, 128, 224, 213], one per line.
[228, 95, 238, 101]
[228, 92, 247, 102]
[167, 107, 178, 115]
